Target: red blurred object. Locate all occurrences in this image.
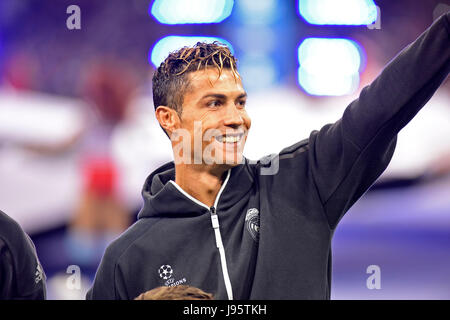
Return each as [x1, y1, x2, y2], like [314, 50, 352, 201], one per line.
[82, 156, 118, 197]
[3, 52, 38, 90]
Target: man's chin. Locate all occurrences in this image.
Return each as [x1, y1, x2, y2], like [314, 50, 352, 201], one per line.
[204, 140, 246, 167]
[204, 153, 244, 168]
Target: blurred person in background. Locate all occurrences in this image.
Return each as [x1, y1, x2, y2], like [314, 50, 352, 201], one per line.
[0, 210, 46, 299]
[64, 59, 136, 266]
[17, 59, 140, 299]
[87, 12, 449, 300]
[2, 51, 39, 91]
[1, 58, 137, 269]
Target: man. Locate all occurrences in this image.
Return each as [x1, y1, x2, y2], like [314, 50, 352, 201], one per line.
[0, 210, 46, 299]
[87, 13, 449, 299]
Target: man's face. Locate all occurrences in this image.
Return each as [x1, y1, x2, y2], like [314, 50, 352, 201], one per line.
[172, 67, 251, 168]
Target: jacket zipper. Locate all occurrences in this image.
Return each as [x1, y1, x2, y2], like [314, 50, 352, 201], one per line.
[209, 205, 233, 300]
[168, 170, 233, 300]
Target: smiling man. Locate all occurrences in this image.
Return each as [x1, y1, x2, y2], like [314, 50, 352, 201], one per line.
[87, 12, 449, 300]
[156, 62, 251, 207]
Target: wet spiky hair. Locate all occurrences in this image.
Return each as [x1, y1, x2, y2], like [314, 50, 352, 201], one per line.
[152, 41, 239, 116]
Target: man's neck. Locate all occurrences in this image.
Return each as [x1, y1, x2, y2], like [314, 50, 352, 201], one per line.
[174, 164, 229, 208]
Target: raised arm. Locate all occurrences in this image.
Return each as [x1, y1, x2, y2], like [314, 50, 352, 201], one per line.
[307, 12, 450, 228]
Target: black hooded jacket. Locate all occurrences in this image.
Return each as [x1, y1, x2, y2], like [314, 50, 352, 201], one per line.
[87, 13, 450, 300]
[0, 211, 46, 299]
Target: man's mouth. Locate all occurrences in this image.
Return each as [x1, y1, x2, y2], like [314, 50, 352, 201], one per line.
[215, 132, 245, 144]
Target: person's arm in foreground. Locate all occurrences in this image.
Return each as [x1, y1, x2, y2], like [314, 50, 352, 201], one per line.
[297, 12, 449, 229]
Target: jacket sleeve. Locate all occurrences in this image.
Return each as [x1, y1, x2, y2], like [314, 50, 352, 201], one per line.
[19, 235, 46, 299]
[0, 243, 14, 299]
[86, 247, 118, 300]
[304, 12, 449, 229]
[86, 244, 132, 300]
[0, 233, 46, 300]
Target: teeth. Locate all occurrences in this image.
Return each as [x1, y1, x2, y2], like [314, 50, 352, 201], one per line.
[216, 134, 242, 143]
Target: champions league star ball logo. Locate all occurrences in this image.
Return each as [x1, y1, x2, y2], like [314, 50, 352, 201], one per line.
[158, 265, 173, 280]
[157, 265, 188, 287]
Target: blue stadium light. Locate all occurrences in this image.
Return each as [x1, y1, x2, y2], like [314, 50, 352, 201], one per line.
[150, 0, 234, 25]
[239, 54, 277, 91]
[235, 0, 278, 25]
[298, 0, 377, 25]
[149, 36, 234, 68]
[297, 38, 363, 96]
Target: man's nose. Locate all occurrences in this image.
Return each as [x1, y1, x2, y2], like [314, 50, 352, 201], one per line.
[223, 104, 244, 128]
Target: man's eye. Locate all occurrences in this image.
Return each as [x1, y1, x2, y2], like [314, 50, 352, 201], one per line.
[208, 100, 221, 107]
[238, 100, 246, 107]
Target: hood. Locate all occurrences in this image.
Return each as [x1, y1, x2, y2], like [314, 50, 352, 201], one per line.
[138, 159, 255, 219]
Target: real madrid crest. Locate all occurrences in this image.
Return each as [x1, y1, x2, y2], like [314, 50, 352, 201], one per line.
[245, 208, 260, 242]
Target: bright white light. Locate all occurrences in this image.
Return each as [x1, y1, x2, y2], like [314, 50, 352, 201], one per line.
[299, 38, 361, 74]
[299, 0, 377, 25]
[150, 36, 234, 68]
[298, 69, 359, 96]
[298, 38, 362, 96]
[151, 0, 234, 24]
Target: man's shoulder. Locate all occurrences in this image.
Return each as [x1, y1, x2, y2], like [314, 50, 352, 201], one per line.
[0, 210, 29, 250]
[103, 217, 160, 264]
[0, 210, 42, 281]
[0, 210, 23, 232]
[244, 137, 311, 177]
[278, 138, 311, 156]
[0, 211, 45, 299]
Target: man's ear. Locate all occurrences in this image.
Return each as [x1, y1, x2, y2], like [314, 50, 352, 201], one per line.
[155, 106, 180, 137]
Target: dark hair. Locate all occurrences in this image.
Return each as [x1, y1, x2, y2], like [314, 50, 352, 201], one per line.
[134, 285, 214, 300]
[152, 41, 239, 116]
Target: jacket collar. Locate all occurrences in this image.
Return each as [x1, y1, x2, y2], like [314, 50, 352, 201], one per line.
[138, 159, 254, 218]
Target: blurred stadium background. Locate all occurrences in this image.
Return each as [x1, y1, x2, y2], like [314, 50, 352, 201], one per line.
[0, 0, 449, 299]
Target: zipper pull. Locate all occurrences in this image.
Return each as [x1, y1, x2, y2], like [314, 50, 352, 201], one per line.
[210, 206, 219, 229]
